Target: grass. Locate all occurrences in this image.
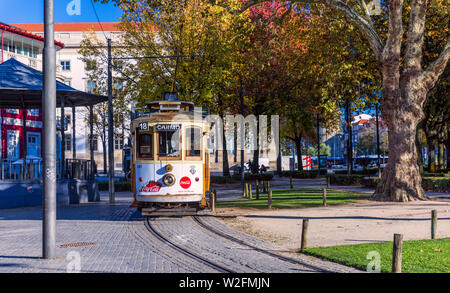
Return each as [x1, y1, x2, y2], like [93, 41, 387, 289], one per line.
[303, 238, 450, 273]
[215, 188, 371, 209]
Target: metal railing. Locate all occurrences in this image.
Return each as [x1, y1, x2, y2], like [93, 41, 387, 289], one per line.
[0, 158, 94, 181]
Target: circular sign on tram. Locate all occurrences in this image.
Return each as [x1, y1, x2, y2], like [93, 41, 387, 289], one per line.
[179, 177, 191, 189]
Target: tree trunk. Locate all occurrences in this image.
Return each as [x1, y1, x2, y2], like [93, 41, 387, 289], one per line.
[428, 141, 435, 172]
[222, 116, 230, 177]
[295, 137, 303, 171]
[372, 80, 428, 201]
[252, 120, 260, 174]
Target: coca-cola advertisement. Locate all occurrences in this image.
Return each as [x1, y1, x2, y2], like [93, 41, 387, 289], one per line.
[139, 181, 162, 193]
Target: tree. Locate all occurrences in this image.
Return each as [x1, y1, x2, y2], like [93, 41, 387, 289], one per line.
[79, 31, 131, 173]
[356, 132, 377, 156]
[305, 143, 331, 156]
[241, 0, 449, 201]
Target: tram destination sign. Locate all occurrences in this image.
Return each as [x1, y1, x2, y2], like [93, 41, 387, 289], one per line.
[155, 124, 182, 131]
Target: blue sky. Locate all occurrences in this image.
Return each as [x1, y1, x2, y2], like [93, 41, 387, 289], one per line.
[0, 0, 122, 23]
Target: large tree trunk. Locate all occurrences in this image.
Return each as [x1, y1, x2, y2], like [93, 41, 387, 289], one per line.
[372, 71, 428, 201]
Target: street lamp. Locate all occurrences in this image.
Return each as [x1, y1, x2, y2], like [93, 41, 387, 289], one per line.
[42, 0, 57, 259]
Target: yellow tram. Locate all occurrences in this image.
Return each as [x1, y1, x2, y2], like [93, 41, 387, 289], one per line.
[130, 97, 211, 216]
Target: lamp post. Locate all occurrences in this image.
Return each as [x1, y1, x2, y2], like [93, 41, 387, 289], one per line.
[107, 38, 115, 203]
[42, 0, 56, 259]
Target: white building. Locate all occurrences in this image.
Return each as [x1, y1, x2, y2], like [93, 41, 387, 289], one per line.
[12, 22, 126, 172]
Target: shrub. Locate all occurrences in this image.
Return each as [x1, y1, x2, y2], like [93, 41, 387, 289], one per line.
[98, 180, 131, 192]
[211, 176, 235, 184]
[231, 173, 274, 181]
[280, 170, 319, 178]
[422, 178, 450, 192]
[328, 174, 365, 185]
[359, 177, 380, 188]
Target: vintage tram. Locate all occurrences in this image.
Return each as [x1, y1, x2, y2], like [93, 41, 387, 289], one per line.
[129, 97, 211, 216]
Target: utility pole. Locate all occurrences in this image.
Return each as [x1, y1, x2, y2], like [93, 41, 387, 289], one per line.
[375, 103, 381, 178]
[42, 0, 56, 259]
[107, 38, 115, 203]
[240, 79, 245, 187]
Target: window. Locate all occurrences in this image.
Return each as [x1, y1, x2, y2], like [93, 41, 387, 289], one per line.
[115, 135, 124, 150]
[65, 135, 71, 151]
[7, 130, 20, 159]
[64, 80, 71, 87]
[6, 109, 19, 115]
[185, 127, 201, 158]
[137, 132, 153, 159]
[87, 80, 97, 94]
[158, 130, 181, 159]
[28, 109, 39, 117]
[60, 60, 71, 71]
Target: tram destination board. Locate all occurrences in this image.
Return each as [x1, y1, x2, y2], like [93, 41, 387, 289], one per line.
[155, 124, 182, 131]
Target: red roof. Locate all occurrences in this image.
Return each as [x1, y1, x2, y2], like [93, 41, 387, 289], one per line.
[0, 22, 64, 48]
[10, 22, 122, 33]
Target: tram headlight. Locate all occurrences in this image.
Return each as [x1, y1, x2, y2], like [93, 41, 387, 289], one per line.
[162, 173, 176, 186]
[165, 164, 173, 172]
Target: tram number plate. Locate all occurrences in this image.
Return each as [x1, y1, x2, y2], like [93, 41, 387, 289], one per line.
[139, 122, 149, 130]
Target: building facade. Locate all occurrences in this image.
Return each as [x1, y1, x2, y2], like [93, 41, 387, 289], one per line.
[12, 22, 125, 172]
[0, 22, 64, 161]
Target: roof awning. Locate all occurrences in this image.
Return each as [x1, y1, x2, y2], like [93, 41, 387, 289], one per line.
[0, 58, 108, 108]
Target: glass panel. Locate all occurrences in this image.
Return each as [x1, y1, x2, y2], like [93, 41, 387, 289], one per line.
[186, 127, 201, 157]
[138, 133, 152, 158]
[158, 131, 180, 157]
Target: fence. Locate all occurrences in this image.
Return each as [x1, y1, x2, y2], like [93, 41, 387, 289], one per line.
[0, 158, 94, 181]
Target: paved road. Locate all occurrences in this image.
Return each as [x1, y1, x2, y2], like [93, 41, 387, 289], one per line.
[0, 191, 357, 273]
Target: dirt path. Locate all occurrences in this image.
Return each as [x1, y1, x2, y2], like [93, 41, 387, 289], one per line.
[214, 199, 450, 251]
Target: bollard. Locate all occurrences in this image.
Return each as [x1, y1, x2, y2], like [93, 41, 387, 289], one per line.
[290, 176, 293, 189]
[211, 190, 216, 213]
[256, 180, 260, 200]
[327, 176, 330, 188]
[300, 219, 309, 251]
[263, 181, 267, 193]
[267, 181, 270, 192]
[268, 189, 272, 209]
[323, 188, 327, 206]
[243, 184, 247, 198]
[392, 233, 403, 273]
[249, 184, 253, 199]
[431, 210, 437, 239]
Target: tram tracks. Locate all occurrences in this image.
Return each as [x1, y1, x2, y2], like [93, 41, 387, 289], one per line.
[192, 215, 333, 273]
[144, 217, 236, 273]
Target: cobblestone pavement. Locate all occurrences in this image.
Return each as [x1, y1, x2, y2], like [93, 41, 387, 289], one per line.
[0, 191, 358, 273]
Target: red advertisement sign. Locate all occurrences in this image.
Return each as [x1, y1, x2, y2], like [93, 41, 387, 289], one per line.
[141, 181, 162, 193]
[179, 177, 191, 189]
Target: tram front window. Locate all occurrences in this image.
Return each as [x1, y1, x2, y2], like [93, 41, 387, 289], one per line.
[186, 127, 201, 157]
[138, 133, 153, 159]
[158, 130, 180, 158]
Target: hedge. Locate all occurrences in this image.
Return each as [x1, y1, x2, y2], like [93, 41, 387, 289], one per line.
[280, 170, 320, 178]
[98, 180, 131, 192]
[333, 168, 381, 176]
[330, 175, 450, 193]
[422, 178, 450, 192]
[328, 174, 365, 185]
[231, 173, 274, 181]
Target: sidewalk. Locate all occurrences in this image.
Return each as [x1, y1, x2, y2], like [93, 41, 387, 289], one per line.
[0, 192, 187, 273]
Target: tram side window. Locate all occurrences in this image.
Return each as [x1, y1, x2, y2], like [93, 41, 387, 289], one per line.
[158, 130, 180, 158]
[138, 133, 153, 159]
[186, 127, 201, 157]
